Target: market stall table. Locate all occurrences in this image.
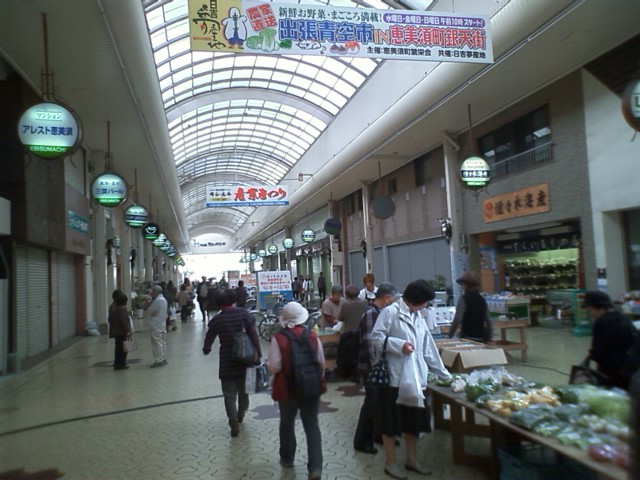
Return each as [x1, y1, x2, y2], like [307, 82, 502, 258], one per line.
[317, 331, 340, 371]
[428, 385, 627, 480]
[492, 319, 528, 361]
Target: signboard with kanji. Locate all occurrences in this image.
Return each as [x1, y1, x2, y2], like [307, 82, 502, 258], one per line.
[188, 0, 493, 63]
[91, 172, 128, 207]
[18, 102, 82, 159]
[206, 184, 289, 207]
[483, 183, 550, 223]
[256, 270, 293, 310]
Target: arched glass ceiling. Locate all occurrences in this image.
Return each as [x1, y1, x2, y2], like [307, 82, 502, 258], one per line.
[144, 0, 399, 241]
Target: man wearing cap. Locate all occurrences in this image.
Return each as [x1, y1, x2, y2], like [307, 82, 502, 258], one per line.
[147, 285, 168, 367]
[353, 282, 398, 455]
[267, 302, 325, 480]
[448, 270, 492, 343]
[583, 290, 636, 389]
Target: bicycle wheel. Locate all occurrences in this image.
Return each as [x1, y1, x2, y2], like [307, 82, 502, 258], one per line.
[268, 318, 283, 341]
[258, 316, 276, 342]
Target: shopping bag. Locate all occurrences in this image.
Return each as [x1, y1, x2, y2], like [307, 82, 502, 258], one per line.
[232, 330, 258, 365]
[123, 339, 137, 353]
[569, 362, 610, 386]
[245, 364, 270, 394]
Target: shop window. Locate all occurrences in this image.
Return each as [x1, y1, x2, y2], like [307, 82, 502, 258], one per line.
[414, 152, 432, 186]
[479, 106, 552, 177]
[345, 190, 363, 216]
[388, 178, 397, 195]
[624, 209, 640, 290]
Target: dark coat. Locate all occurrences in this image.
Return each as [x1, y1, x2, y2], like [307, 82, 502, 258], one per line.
[203, 306, 261, 379]
[108, 304, 131, 338]
[589, 310, 635, 374]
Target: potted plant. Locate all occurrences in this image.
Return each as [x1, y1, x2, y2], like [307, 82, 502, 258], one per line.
[132, 294, 146, 319]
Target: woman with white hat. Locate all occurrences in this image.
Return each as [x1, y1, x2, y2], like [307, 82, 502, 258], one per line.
[267, 301, 325, 480]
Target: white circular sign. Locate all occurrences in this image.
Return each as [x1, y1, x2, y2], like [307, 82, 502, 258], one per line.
[267, 244, 278, 254]
[622, 79, 640, 132]
[460, 156, 491, 189]
[91, 172, 128, 207]
[283, 238, 294, 249]
[301, 229, 316, 243]
[18, 102, 81, 159]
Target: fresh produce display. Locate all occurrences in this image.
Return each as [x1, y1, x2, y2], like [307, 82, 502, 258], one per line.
[434, 366, 632, 471]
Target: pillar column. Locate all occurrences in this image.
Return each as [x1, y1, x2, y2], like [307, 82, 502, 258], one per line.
[92, 206, 109, 333]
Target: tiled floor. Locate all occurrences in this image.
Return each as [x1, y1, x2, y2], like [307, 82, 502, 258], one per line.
[0, 313, 591, 479]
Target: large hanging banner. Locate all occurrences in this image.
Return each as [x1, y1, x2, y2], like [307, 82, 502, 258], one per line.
[188, 0, 493, 63]
[206, 183, 289, 207]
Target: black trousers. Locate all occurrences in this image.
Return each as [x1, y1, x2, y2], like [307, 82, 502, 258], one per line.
[114, 335, 128, 368]
[353, 379, 376, 448]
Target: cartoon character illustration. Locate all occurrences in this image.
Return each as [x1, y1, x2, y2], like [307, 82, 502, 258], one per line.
[222, 7, 248, 47]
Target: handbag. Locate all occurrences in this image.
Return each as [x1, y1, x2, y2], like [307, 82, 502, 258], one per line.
[366, 336, 390, 387]
[123, 339, 137, 353]
[232, 329, 258, 365]
[569, 359, 611, 386]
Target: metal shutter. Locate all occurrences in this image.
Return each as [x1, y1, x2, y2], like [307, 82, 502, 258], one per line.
[52, 252, 77, 343]
[20, 246, 50, 356]
[15, 245, 28, 358]
[348, 251, 366, 286]
[388, 238, 452, 290]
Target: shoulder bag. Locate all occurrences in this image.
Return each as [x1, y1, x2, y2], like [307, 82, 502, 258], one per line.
[366, 336, 390, 387]
[232, 329, 258, 365]
[569, 358, 611, 386]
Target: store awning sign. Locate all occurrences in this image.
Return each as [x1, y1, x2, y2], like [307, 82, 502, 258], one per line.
[124, 205, 149, 229]
[188, 0, 493, 64]
[91, 172, 128, 207]
[206, 184, 289, 207]
[18, 101, 82, 159]
[460, 156, 490, 189]
[483, 183, 550, 223]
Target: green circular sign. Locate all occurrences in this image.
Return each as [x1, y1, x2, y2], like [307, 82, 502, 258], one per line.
[143, 223, 159, 240]
[18, 101, 82, 159]
[267, 244, 278, 254]
[301, 229, 316, 243]
[258, 249, 267, 257]
[283, 237, 294, 249]
[460, 156, 491, 189]
[124, 205, 149, 228]
[91, 172, 128, 207]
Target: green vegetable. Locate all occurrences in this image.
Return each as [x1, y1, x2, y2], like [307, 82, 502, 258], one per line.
[475, 393, 493, 408]
[575, 388, 630, 425]
[258, 28, 278, 52]
[464, 383, 496, 402]
[508, 405, 554, 430]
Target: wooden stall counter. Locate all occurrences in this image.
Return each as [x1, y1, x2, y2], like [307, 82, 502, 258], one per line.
[492, 319, 528, 361]
[317, 330, 340, 371]
[428, 385, 627, 480]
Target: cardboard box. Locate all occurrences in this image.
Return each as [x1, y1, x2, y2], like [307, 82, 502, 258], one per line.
[436, 339, 508, 373]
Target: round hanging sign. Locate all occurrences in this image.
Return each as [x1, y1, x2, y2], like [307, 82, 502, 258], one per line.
[124, 205, 149, 228]
[258, 249, 267, 257]
[324, 217, 342, 235]
[301, 229, 316, 243]
[460, 156, 491, 189]
[371, 196, 396, 220]
[91, 172, 128, 207]
[283, 237, 294, 249]
[622, 78, 640, 132]
[153, 233, 166, 247]
[142, 223, 159, 240]
[267, 244, 278, 255]
[250, 253, 258, 261]
[18, 101, 82, 159]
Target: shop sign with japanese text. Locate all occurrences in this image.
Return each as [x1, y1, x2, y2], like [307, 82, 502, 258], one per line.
[18, 102, 82, 159]
[124, 205, 149, 229]
[483, 183, 550, 223]
[206, 183, 289, 207]
[188, 0, 493, 63]
[257, 270, 292, 293]
[91, 172, 128, 207]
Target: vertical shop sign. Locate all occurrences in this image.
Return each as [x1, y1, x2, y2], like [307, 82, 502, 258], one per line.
[483, 183, 550, 223]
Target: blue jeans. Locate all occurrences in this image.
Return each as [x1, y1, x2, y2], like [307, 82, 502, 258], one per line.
[278, 397, 322, 476]
[221, 376, 249, 428]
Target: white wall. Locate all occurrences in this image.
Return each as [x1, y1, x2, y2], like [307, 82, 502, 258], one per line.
[582, 70, 640, 298]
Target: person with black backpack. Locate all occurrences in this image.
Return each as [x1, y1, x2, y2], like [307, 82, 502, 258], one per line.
[267, 301, 325, 480]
